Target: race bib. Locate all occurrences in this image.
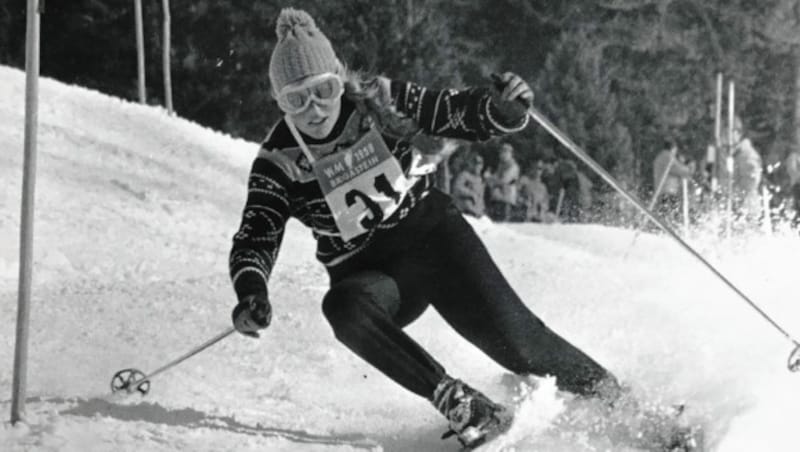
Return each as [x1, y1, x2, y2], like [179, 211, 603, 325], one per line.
[313, 128, 416, 242]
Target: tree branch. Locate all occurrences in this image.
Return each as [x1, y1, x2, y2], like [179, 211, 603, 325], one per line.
[684, 1, 724, 70]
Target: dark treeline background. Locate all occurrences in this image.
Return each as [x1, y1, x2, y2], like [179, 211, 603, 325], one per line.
[3, 0, 800, 201]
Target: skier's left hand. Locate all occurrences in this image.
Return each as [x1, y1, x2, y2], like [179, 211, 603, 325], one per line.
[493, 72, 534, 107]
[488, 72, 532, 127]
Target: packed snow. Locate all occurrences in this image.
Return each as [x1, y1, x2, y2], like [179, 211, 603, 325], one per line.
[1, 65, 799, 451]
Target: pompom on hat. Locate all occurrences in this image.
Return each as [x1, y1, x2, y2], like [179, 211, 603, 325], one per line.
[269, 8, 341, 94]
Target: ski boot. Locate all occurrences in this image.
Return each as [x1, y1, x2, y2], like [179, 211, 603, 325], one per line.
[433, 376, 513, 450]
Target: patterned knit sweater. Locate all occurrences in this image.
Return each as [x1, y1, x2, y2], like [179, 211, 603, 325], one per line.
[229, 79, 528, 301]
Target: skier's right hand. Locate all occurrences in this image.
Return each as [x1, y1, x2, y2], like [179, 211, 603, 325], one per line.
[232, 293, 272, 338]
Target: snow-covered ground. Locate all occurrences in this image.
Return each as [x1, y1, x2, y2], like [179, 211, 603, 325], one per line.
[1, 64, 799, 451]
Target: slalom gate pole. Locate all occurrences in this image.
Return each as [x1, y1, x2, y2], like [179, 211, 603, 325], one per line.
[715, 74, 722, 151]
[525, 106, 800, 371]
[111, 327, 236, 395]
[712, 73, 722, 193]
[134, 0, 146, 104]
[11, 0, 43, 425]
[726, 81, 736, 238]
[161, 0, 173, 114]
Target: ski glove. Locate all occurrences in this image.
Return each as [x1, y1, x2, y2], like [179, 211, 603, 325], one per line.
[489, 72, 533, 128]
[232, 293, 272, 338]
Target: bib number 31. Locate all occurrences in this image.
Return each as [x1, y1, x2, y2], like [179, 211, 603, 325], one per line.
[313, 129, 415, 242]
[345, 173, 402, 229]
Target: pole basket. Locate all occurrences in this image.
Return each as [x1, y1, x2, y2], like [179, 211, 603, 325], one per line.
[111, 368, 150, 395]
[789, 344, 800, 372]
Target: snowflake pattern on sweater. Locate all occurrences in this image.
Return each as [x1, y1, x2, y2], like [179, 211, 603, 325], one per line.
[229, 79, 528, 300]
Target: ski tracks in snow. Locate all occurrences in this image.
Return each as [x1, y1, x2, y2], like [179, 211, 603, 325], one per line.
[1, 396, 380, 452]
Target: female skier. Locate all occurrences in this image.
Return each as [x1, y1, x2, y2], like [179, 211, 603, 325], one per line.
[229, 7, 690, 450]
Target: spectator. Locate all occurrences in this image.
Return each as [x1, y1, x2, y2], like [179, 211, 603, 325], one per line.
[607, 179, 639, 227]
[786, 150, 800, 188]
[485, 143, 520, 221]
[450, 151, 486, 218]
[718, 117, 763, 225]
[577, 170, 594, 217]
[551, 159, 581, 222]
[541, 157, 560, 213]
[517, 160, 550, 222]
[652, 139, 694, 225]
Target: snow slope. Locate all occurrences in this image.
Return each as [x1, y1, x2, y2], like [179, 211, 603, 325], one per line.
[1, 65, 799, 451]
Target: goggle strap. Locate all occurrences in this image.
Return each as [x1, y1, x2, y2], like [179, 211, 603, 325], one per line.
[284, 115, 317, 164]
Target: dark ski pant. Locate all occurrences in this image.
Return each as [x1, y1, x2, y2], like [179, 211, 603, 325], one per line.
[323, 198, 616, 402]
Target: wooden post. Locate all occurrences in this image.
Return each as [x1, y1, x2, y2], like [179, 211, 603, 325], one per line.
[555, 188, 565, 219]
[726, 81, 735, 238]
[162, 0, 173, 114]
[134, 0, 146, 104]
[712, 73, 722, 193]
[11, 0, 42, 425]
[715, 74, 722, 150]
[650, 148, 677, 213]
[762, 185, 772, 234]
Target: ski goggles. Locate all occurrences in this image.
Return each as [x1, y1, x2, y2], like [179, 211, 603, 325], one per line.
[276, 73, 344, 114]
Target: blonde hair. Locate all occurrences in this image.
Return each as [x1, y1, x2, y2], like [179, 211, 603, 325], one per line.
[340, 66, 421, 140]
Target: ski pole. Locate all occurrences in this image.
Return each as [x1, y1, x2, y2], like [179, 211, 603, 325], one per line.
[111, 327, 236, 395]
[524, 106, 800, 372]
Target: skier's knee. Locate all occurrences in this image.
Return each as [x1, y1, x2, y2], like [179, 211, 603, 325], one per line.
[322, 278, 380, 330]
[323, 282, 362, 328]
[323, 273, 398, 325]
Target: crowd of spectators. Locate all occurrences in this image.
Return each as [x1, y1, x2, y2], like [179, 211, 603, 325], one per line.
[634, 115, 799, 233]
[442, 116, 800, 232]
[447, 143, 595, 224]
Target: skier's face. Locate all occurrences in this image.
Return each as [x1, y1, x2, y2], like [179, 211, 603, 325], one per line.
[291, 99, 341, 139]
[278, 73, 343, 139]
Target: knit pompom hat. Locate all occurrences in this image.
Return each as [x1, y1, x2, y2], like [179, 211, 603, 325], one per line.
[269, 8, 341, 94]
